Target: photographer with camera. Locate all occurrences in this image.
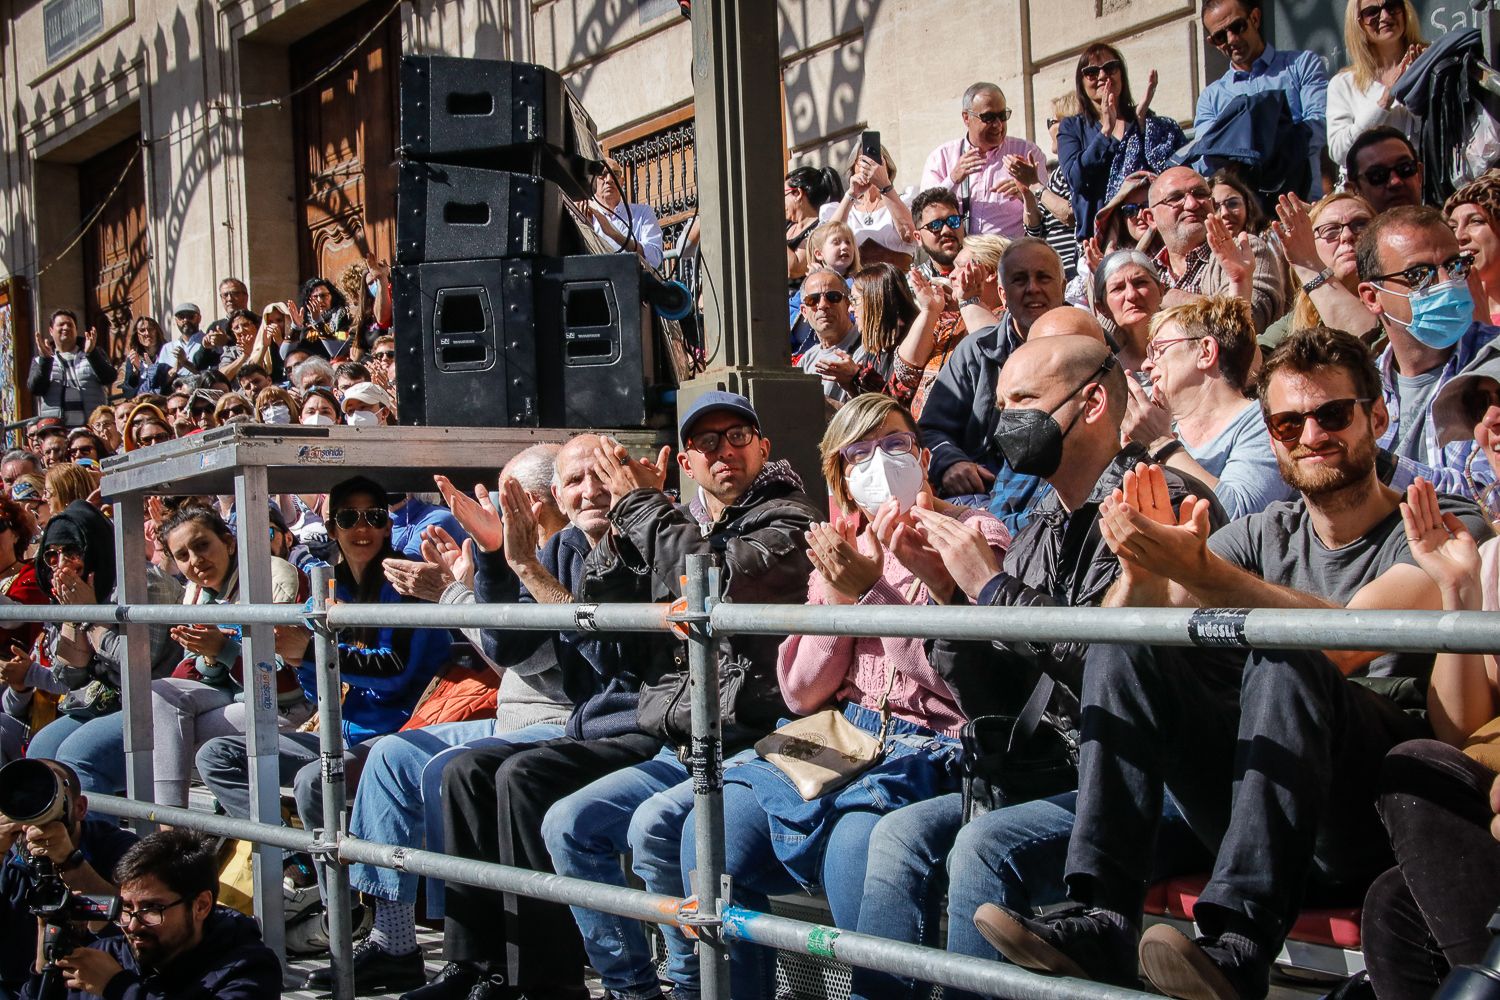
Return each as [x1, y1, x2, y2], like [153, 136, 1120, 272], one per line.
[0, 760, 134, 1000]
[21, 828, 279, 1000]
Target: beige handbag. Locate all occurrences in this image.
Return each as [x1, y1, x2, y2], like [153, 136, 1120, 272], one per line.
[756, 645, 901, 801]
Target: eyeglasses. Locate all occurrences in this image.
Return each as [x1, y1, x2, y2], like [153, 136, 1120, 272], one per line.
[1265, 398, 1375, 444]
[839, 431, 918, 466]
[117, 898, 186, 928]
[920, 214, 965, 234]
[1146, 337, 1198, 363]
[370, 351, 396, 362]
[966, 109, 1011, 125]
[804, 290, 848, 308]
[1358, 157, 1419, 187]
[1212, 196, 1246, 214]
[1150, 185, 1212, 210]
[332, 508, 391, 530]
[1369, 252, 1475, 292]
[42, 545, 83, 566]
[1312, 218, 1371, 243]
[686, 424, 759, 455]
[1045, 117, 1059, 129]
[1359, 0, 1405, 25]
[67, 446, 96, 458]
[1206, 16, 1251, 48]
[1080, 60, 1123, 80]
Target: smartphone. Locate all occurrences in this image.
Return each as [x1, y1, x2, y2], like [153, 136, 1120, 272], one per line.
[859, 130, 881, 163]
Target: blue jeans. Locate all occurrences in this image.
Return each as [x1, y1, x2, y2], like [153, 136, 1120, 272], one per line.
[542, 746, 710, 1000]
[26, 714, 127, 795]
[348, 720, 562, 904]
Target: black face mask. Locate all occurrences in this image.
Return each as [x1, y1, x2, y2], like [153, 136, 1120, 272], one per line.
[991, 355, 1117, 478]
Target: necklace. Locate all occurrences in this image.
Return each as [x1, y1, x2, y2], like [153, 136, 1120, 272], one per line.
[853, 195, 882, 228]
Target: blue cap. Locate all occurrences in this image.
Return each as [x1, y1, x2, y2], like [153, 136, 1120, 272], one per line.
[677, 390, 759, 439]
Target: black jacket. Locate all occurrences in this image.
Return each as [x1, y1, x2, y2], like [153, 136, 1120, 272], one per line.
[917, 317, 1025, 486]
[475, 525, 660, 740]
[20, 906, 281, 1000]
[930, 445, 1228, 721]
[580, 461, 819, 749]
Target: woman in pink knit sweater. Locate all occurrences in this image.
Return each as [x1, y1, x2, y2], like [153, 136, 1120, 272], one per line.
[692, 393, 1010, 999]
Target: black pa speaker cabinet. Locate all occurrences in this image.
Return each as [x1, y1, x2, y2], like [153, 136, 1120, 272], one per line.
[400, 56, 604, 200]
[395, 163, 595, 264]
[391, 259, 541, 427]
[534, 254, 651, 428]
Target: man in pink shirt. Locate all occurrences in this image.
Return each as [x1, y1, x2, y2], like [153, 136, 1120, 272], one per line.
[921, 82, 1049, 238]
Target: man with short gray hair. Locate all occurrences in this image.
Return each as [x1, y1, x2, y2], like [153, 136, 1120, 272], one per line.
[921, 82, 1049, 238]
[0, 451, 39, 493]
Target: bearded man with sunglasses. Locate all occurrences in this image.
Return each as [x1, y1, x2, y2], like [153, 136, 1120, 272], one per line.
[920, 82, 1048, 239]
[1356, 204, 1500, 498]
[973, 325, 1491, 999]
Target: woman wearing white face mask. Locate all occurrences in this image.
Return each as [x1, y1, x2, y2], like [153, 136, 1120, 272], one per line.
[701, 394, 1012, 994]
[299, 386, 343, 426]
[340, 380, 395, 427]
[254, 385, 299, 426]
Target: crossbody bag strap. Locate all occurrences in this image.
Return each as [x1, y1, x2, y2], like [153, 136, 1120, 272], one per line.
[1009, 673, 1056, 752]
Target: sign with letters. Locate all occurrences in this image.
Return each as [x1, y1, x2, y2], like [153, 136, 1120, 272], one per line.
[43, 0, 104, 66]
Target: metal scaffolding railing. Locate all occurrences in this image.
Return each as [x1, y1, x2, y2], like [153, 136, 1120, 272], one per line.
[9, 553, 1498, 1000]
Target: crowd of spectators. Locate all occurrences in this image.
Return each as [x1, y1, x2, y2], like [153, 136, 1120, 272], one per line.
[6, 2, 1500, 999]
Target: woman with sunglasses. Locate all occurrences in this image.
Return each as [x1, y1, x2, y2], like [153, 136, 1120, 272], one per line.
[195, 476, 450, 858]
[212, 391, 255, 426]
[785, 165, 843, 285]
[697, 393, 1008, 1000]
[19, 500, 184, 795]
[1058, 43, 1186, 242]
[123, 401, 174, 451]
[1445, 172, 1500, 327]
[1327, 0, 1427, 169]
[1262, 191, 1379, 350]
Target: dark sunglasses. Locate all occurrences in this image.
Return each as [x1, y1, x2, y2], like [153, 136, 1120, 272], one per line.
[67, 445, 96, 457]
[920, 214, 965, 234]
[968, 109, 1012, 125]
[1359, 0, 1405, 24]
[804, 290, 848, 308]
[1080, 60, 1123, 80]
[1207, 16, 1251, 48]
[42, 545, 84, 566]
[220, 407, 251, 419]
[138, 432, 171, 446]
[1370, 252, 1474, 292]
[332, 508, 391, 530]
[370, 351, 396, 362]
[1117, 201, 1147, 218]
[1265, 398, 1374, 444]
[1359, 157, 1419, 187]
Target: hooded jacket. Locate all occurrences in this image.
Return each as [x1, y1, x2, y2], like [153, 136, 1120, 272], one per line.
[581, 460, 818, 749]
[20, 905, 281, 1000]
[916, 317, 1025, 486]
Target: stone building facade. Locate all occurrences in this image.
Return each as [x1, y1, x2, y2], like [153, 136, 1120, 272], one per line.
[4, 0, 1455, 422]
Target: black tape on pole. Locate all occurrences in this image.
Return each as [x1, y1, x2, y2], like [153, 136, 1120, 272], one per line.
[1186, 608, 1251, 648]
[690, 736, 723, 793]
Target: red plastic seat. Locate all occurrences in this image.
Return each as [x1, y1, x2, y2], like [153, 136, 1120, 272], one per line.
[1147, 875, 1362, 950]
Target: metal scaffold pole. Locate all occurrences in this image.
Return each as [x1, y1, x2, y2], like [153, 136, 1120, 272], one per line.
[311, 564, 355, 1000]
[685, 553, 731, 1000]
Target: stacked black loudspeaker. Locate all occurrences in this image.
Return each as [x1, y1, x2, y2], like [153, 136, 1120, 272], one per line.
[393, 56, 661, 428]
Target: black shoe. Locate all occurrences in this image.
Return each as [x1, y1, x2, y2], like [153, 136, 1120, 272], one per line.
[464, 974, 524, 1000]
[303, 937, 426, 992]
[973, 903, 1140, 988]
[400, 961, 481, 1000]
[1138, 924, 1271, 1000]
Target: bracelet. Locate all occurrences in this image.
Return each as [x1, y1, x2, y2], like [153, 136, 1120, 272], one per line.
[878, 184, 894, 195]
[1149, 438, 1185, 464]
[959, 296, 983, 308]
[1301, 266, 1335, 295]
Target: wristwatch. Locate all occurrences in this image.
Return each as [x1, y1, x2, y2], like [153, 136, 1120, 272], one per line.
[878, 184, 894, 195]
[1301, 266, 1335, 295]
[1149, 438, 1185, 464]
[58, 849, 86, 873]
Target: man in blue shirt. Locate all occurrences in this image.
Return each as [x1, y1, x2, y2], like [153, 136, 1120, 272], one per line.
[1195, 0, 1329, 197]
[390, 493, 469, 559]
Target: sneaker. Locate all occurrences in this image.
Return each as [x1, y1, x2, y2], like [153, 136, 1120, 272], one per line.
[303, 936, 426, 992]
[400, 961, 480, 1000]
[1137, 924, 1270, 1000]
[973, 903, 1140, 987]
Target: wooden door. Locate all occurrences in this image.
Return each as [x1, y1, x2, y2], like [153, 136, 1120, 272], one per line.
[79, 137, 150, 345]
[290, 1, 399, 296]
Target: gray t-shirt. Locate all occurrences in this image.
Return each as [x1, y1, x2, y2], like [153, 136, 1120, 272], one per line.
[1393, 367, 1442, 461]
[1182, 401, 1294, 520]
[1207, 494, 1491, 680]
[797, 329, 861, 402]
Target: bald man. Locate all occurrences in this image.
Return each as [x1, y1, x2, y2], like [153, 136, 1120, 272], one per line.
[1143, 166, 1284, 333]
[848, 336, 1229, 997]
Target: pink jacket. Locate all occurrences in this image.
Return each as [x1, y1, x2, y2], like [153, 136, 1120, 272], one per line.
[776, 507, 1011, 736]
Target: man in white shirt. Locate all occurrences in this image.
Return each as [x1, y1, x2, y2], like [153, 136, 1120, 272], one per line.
[920, 82, 1048, 239]
[577, 158, 665, 270]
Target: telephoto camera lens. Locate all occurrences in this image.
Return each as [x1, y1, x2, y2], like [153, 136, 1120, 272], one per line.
[0, 759, 67, 827]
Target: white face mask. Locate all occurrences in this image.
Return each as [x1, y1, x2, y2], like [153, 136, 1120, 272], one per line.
[845, 448, 925, 514]
[345, 409, 379, 427]
[261, 404, 292, 425]
[302, 413, 337, 426]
